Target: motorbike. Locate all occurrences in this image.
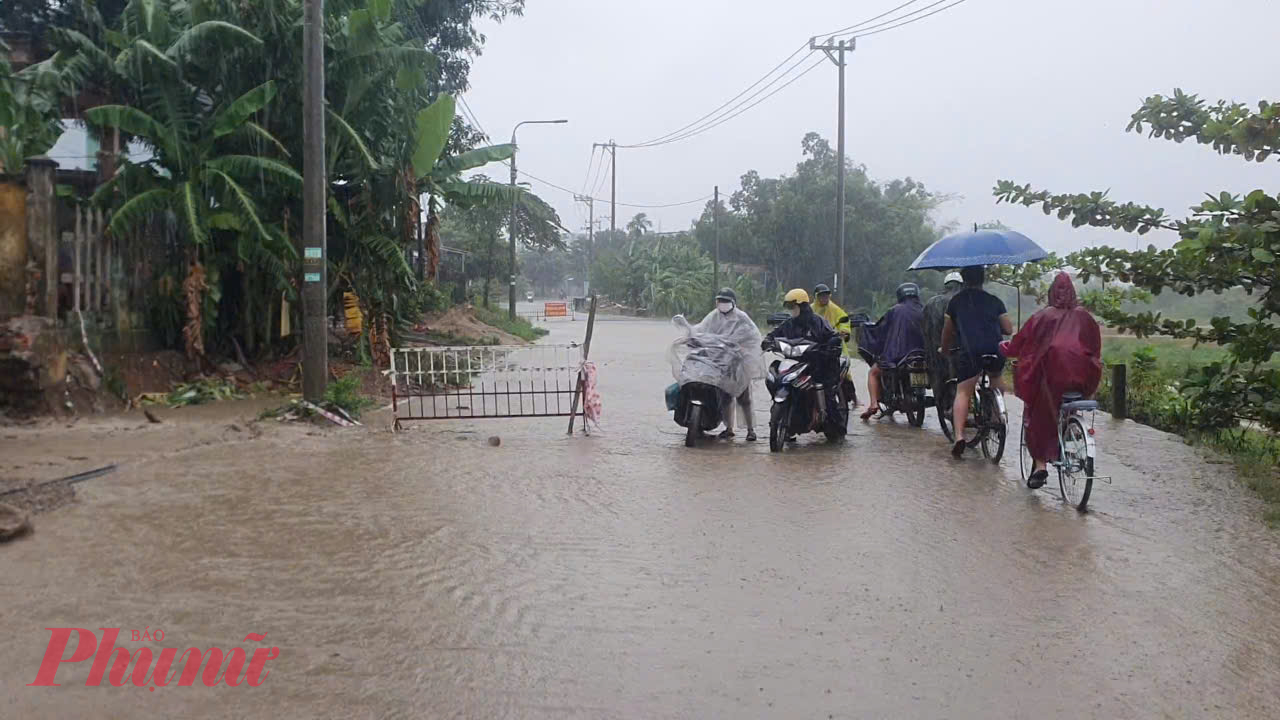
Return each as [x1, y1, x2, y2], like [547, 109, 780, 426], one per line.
[667, 334, 741, 448]
[763, 335, 850, 451]
[853, 318, 931, 427]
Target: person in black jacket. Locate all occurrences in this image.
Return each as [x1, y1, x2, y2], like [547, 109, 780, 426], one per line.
[763, 288, 842, 406]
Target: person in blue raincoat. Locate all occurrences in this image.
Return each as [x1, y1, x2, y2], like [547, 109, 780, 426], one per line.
[859, 283, 926, 420]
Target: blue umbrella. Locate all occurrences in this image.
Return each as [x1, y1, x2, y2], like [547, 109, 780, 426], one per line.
[908, 228, 1048, 270]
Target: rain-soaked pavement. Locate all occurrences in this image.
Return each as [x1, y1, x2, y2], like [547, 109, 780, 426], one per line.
[3, 312, 1280, 718]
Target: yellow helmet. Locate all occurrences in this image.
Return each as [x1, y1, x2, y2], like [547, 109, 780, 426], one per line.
[783, 288, 810, 305]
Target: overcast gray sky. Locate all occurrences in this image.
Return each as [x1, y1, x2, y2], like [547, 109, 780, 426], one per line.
[463, 0, 1279, 253]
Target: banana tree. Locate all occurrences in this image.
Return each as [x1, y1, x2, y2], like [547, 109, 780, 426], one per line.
[408, 93, 565, 280]
[77, 1, 300, 358]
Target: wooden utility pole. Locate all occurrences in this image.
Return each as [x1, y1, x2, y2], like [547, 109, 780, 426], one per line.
[810, 37, 854, 303]
[301, 0, 328, 401]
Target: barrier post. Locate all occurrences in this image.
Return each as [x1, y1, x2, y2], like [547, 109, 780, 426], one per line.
[1111, 364, 1127, 420]
[568, 295, 598, 434]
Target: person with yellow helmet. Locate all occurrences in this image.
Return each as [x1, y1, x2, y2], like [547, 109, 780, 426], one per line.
[762, 288, 842, 411]
[812, 283, 858, 406]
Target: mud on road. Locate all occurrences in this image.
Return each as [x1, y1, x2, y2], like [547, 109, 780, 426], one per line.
[2, 317, 1279, 718]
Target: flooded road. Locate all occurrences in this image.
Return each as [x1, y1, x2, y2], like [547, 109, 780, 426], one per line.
[3, 315, 1280, 718]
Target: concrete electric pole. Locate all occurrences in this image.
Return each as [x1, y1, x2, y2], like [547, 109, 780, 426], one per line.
[301, 0, 328, 401]
[810, 36, 855, 303]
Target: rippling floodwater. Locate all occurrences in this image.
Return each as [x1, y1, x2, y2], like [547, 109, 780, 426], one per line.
[3, 315, 1279, 718]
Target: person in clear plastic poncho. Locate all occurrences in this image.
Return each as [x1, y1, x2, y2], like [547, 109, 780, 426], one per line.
[671, 288, 765, 441]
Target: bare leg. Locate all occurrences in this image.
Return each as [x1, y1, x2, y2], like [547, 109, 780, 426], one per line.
[719, 390, 735, 438]
[951, 376, 978, 450]
[862, 365, 882, 420]
[738, 390, 756, 440]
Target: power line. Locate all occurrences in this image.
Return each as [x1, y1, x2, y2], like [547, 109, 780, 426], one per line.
[457, 98, 711, 210]
[457, 95, 491, 141]
[645, 56, 828, 149]
[580, 145, 598, 196]
[618, 41, 811, 149]
[520, 168, 713, 209]
[623, 52, 821, 150]
[812, 0, 924, 39]
[845, 0, 970, 39]
[591, 151, 612, 198]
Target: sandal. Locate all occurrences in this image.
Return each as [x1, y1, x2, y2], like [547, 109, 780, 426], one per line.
[745, 429, 757, 442]
[1027, 469, 1049, 489]
[718, 429, 735, 440]
[951, 440, 966, 458]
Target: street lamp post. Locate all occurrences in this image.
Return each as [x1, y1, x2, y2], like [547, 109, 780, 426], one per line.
[510, 119, 567, 319]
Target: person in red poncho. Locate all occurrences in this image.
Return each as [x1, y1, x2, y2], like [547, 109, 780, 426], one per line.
[1002, 272, 1102, 488]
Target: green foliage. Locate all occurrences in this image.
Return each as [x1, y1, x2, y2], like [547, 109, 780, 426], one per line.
[47, 0, 546, 362]
[155, 377, 243, 407]
[690, 132, 945, 309]
[996, 88, 1280, 432]
[323, 372, 376, 418]
[0, 38, 69, 173]
[472, 305, 549, 341]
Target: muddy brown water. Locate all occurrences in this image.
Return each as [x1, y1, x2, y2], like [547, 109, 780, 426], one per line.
[3, 316, 1279, 718]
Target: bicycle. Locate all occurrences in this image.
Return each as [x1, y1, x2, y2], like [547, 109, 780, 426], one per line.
[1019, 392, 1110, 511]
[941, 352, 1007, 462]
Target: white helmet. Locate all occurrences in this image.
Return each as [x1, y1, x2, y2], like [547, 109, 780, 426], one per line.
[944, 271, 963, 286]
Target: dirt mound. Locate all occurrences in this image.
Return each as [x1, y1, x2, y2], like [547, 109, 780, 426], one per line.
[415, 306, 528, 346]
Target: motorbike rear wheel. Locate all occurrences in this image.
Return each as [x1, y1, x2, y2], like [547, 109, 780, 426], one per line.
[825, 389, 849, 441]
[685, 405, 702, 448]
[769, 403, 786, 452]
[907, 389, 926, 427]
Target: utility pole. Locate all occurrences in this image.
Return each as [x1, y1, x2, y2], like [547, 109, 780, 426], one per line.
[574, 194, 594, 294]
[593, 141, 617, 238]
[712, 185, 720, 290]
[301, 0, 327, 402]
[810, 36, 854, 303]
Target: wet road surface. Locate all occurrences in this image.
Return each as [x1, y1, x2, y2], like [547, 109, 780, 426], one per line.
[3, 316, 1280, 718]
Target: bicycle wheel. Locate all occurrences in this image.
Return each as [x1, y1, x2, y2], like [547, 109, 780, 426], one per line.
[1058, 416, 1094, 511]
[1019, 420, 1032, 484]
[978, 390, 1007, 463]
[937, 384, 955, 441]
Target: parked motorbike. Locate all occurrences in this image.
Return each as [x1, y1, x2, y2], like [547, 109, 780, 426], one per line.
[853, 317, 931, 427]
[763, 336, 849, 451]
[667, 334, 741, 448]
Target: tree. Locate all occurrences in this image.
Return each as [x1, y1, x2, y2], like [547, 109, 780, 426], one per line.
[692, 133, 944, 310]
[51, 0, 555, 363]
[0, 37, 66, 173]
[626, 212, 652, 238]
[995, 89, 1280, 431]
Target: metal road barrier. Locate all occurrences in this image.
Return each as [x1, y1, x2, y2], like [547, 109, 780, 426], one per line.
[388, 296, 599, 433]
[388, 344, 585, 428]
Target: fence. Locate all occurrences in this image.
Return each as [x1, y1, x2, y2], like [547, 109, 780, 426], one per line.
[388, 296, 598, 432]
[388, 343, 585, 427]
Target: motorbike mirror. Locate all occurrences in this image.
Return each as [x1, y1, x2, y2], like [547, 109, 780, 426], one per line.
[766, 311, 791, 326]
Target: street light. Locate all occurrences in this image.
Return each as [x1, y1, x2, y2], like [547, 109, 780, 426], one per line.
[509, 119, 568, 319]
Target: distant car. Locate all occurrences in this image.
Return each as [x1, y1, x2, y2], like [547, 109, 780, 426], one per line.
[525, 292, 534, 302]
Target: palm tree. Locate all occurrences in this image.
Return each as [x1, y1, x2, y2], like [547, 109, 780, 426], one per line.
[627, 212, 653, 238]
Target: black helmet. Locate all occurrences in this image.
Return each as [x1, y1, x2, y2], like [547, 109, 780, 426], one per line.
[813, 283, 831, 296]
[895, 282, 920, 302]
[715, 287, 737, 303]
